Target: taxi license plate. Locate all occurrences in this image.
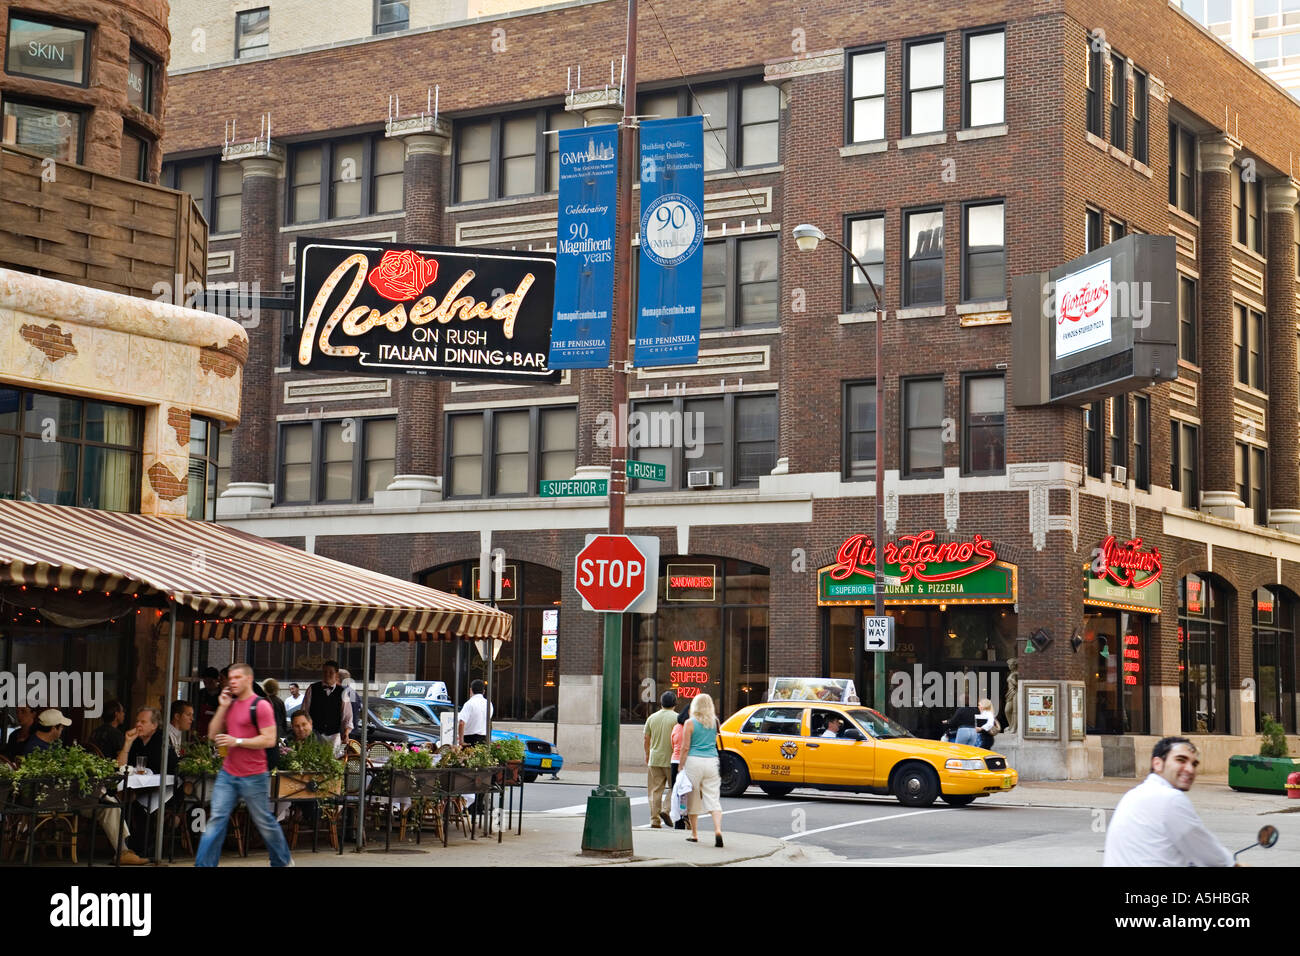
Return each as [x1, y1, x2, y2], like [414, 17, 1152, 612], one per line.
[542, 758, 553, 768]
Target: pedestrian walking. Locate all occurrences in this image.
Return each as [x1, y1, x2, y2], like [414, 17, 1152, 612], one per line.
[941, 704, 980, 746]
[1103, 737, 1235, 867]
[679, 693, 724, 848]
[975, 698, 999, 750]
[194, 662, 294, 867]
[644, 691, 678, 828]
[671, 707, 689, 829]
[458, 679, 493, 746]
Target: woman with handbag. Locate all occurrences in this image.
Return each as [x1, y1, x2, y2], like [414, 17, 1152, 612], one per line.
[678, 693, 724, 848]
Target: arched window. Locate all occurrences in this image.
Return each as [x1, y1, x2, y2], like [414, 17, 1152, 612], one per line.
[1253, 587, 1295, 733]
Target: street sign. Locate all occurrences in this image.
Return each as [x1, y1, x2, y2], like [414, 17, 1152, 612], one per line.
[864, 615, 895, 652]
[626, 459, 666, 481]
[539, 478, 608, 497]
[575, 534, 659, 613]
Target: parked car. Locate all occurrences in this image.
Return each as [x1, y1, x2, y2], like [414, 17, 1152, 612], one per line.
[717, 700, 1016, 807]
[382, 693, 564, 782]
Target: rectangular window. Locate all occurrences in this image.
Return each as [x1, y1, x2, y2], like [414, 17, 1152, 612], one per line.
[903, 377, 945, 477]
[5, 15, 89, 86]
[1179, 275, 1197, 363]
[0, 388, 140, 512]
[687, 236, 779, 331]
[444, 407, 577, 499]
[276, 417, 397, 505]
[1131, 68, 1148, 164]
[161, 157, 242, 234]
[1234, 172, 1262, 250]
[1108, 53, 1126, 151]
[1236, 304, 1265, 388]
[1252, 446, 1267, 526]
[1109, 395, 1128, 477]
[692, 85, 729, 172]
[639, 78, 779, 173]
[963, 373, 1005, 475]
[120, 131, 147, 182]
[374, 0, 410, 34]
[738, 80, 780, 167]
[212, 161, 241, 233]
[904, 207, 944, 305]
[287, 135, 402, 223]
[1170, 421, 1199, 508]
[843, 381, 876, 480]
[962, 200, 1005, 301]
[235, 8, 270, 59]
[1086, 207, 1101, 252]
[1086, 401, 1103, 478]
[904, 38, 945, 135]
[1, 98, 83, 164]
[1133, 394, 1150, 490]
[1086, 40, 1103, 136]
[501, 113, 539, 197]
[628, 394, 777, 491]
[455, 120, 491, 203]
[1110, 219, 1126, 244]
[964, 29, 1004, 127]
[127, 49, 154, 113]
[846, 214, 885, 310]
[847, 47, 886, 143]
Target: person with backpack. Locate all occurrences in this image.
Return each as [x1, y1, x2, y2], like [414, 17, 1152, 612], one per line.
[194, 662, 293, 867]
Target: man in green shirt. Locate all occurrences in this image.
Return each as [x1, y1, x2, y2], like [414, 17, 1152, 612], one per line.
[644, 691, 679, 828]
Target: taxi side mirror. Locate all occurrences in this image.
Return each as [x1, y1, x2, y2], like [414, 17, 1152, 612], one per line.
[842, 728, 866, 741]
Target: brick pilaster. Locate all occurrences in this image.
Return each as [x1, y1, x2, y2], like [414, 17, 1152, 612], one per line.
[1197, 135, 1240, 513]
[1266, 180, 1300, 528]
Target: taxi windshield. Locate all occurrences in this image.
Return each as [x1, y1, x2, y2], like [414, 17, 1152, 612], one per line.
[845, 708, 913, 740]
[374, 702, 435, 727]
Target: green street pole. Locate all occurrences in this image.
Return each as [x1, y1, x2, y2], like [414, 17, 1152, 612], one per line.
[581, 611, 632, 852]
[582, 0, 637, 856]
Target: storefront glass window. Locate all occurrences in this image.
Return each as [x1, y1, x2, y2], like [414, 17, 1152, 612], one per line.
[1179, 573, 1230, 734]
[1253, 586, 1295, 733]
[624, 557, 769, 723]
[1081, 610, 1147, 734]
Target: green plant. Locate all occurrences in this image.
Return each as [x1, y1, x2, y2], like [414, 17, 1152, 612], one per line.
[1259, 714, 1289, 759]
[277, 735, 343, 782]
[438, 744, 496, 769]
[1, 743, 119, 805]
[176, 738, 223, 777]
[489, 737, 525, 764]
[388, 746, 434, 771]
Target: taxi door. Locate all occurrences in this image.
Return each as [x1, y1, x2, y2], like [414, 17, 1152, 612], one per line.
[800, 708, 875, 787]
[732, 705, 805, 784]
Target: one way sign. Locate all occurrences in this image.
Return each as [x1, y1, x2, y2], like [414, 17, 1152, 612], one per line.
[864, 616, 895, 652]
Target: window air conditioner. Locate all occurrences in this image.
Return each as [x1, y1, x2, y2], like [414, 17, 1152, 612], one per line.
[1112, 465, 1127, 484]
[687, 470, 720, 489]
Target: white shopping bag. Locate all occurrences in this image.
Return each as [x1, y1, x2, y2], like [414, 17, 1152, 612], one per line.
[669, 770, 693, 824]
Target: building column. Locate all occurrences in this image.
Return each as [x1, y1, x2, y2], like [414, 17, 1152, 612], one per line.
[1266, 180, 1300, 532]
[219, 145, 284, 514]
[375, 121, 452, 508]
[1197, 135, 1241, 516]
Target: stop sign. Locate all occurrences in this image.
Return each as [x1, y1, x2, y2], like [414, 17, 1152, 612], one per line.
[575, 535, 649, 612]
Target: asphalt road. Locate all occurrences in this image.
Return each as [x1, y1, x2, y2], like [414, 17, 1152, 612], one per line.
[521, 778, 1300, 866]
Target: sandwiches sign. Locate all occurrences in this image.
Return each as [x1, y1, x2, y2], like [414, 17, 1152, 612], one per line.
[1054, 257, 1112, 358]
[293, 239, 559, 382]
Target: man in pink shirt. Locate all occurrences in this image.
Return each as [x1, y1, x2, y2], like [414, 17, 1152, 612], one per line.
[194, 662, 294, 867]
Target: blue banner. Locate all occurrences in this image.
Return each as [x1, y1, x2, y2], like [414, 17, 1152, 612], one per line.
[634, 115, 705, 367]
[548, 124, 618, 370]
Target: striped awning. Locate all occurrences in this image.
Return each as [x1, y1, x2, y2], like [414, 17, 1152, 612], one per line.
[0, 499, 511, 642]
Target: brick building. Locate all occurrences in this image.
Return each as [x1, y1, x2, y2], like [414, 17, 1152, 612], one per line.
[162, 0, 1300, 777]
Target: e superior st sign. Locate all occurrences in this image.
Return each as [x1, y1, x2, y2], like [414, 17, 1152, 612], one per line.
[293, 238, 560, 382]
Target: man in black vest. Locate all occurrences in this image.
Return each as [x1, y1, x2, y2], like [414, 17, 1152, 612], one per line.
[301, 659, 352, 752]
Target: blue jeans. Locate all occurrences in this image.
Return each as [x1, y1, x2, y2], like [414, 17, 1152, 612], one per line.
[194, 769, 293, 867]
[954, 726, 980, 747]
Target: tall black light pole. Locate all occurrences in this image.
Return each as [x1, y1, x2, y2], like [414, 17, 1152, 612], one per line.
[792, 224, 888, 708]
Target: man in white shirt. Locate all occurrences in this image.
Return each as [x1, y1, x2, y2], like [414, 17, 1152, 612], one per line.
[1103, 736, 1235, 867]
[458, 679, 493, 746]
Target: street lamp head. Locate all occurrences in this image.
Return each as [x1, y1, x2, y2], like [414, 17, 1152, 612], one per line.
[792, 223, 826, 252]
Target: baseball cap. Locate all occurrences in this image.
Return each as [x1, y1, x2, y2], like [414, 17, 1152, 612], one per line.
[38, 708, 72, 728]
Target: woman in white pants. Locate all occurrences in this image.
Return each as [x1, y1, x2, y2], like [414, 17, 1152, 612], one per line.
[679, 693, 724, 847]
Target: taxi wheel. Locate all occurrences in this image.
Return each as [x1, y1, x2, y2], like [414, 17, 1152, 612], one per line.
[893, 765, 939, 807]
[940, 794, 977, 807]
[719, 752, 751, 797]
[758, 783, 794, 798]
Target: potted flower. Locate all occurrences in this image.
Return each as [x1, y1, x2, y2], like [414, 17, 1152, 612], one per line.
[1228, 714, 1299, 794]
[0, 743, 120, 811]
[273, 735, 344, 800]
[385, 745, 445, 799]
[489, 737, 525, 784]
[176, 738, 223, 801]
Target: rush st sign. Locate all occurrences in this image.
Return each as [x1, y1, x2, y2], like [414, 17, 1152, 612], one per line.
[575, 534, 660, 613]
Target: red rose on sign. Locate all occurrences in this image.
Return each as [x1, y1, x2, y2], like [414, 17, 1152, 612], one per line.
[366, 249, 439, 301]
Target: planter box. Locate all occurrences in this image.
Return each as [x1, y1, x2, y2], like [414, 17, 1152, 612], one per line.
[1228, 755, 1300, 794]
[446, 768, 498, 793]
[272, 772, 342, 800]
[388, 767, 448, 799]
[8, 774, 114, 811]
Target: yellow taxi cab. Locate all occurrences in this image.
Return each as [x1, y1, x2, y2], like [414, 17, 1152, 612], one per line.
[717, 700, 1017, 807]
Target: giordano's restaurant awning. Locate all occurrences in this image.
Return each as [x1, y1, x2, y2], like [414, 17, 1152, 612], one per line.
[0, 498, 512, 642]
[0, 497, 512, 858]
